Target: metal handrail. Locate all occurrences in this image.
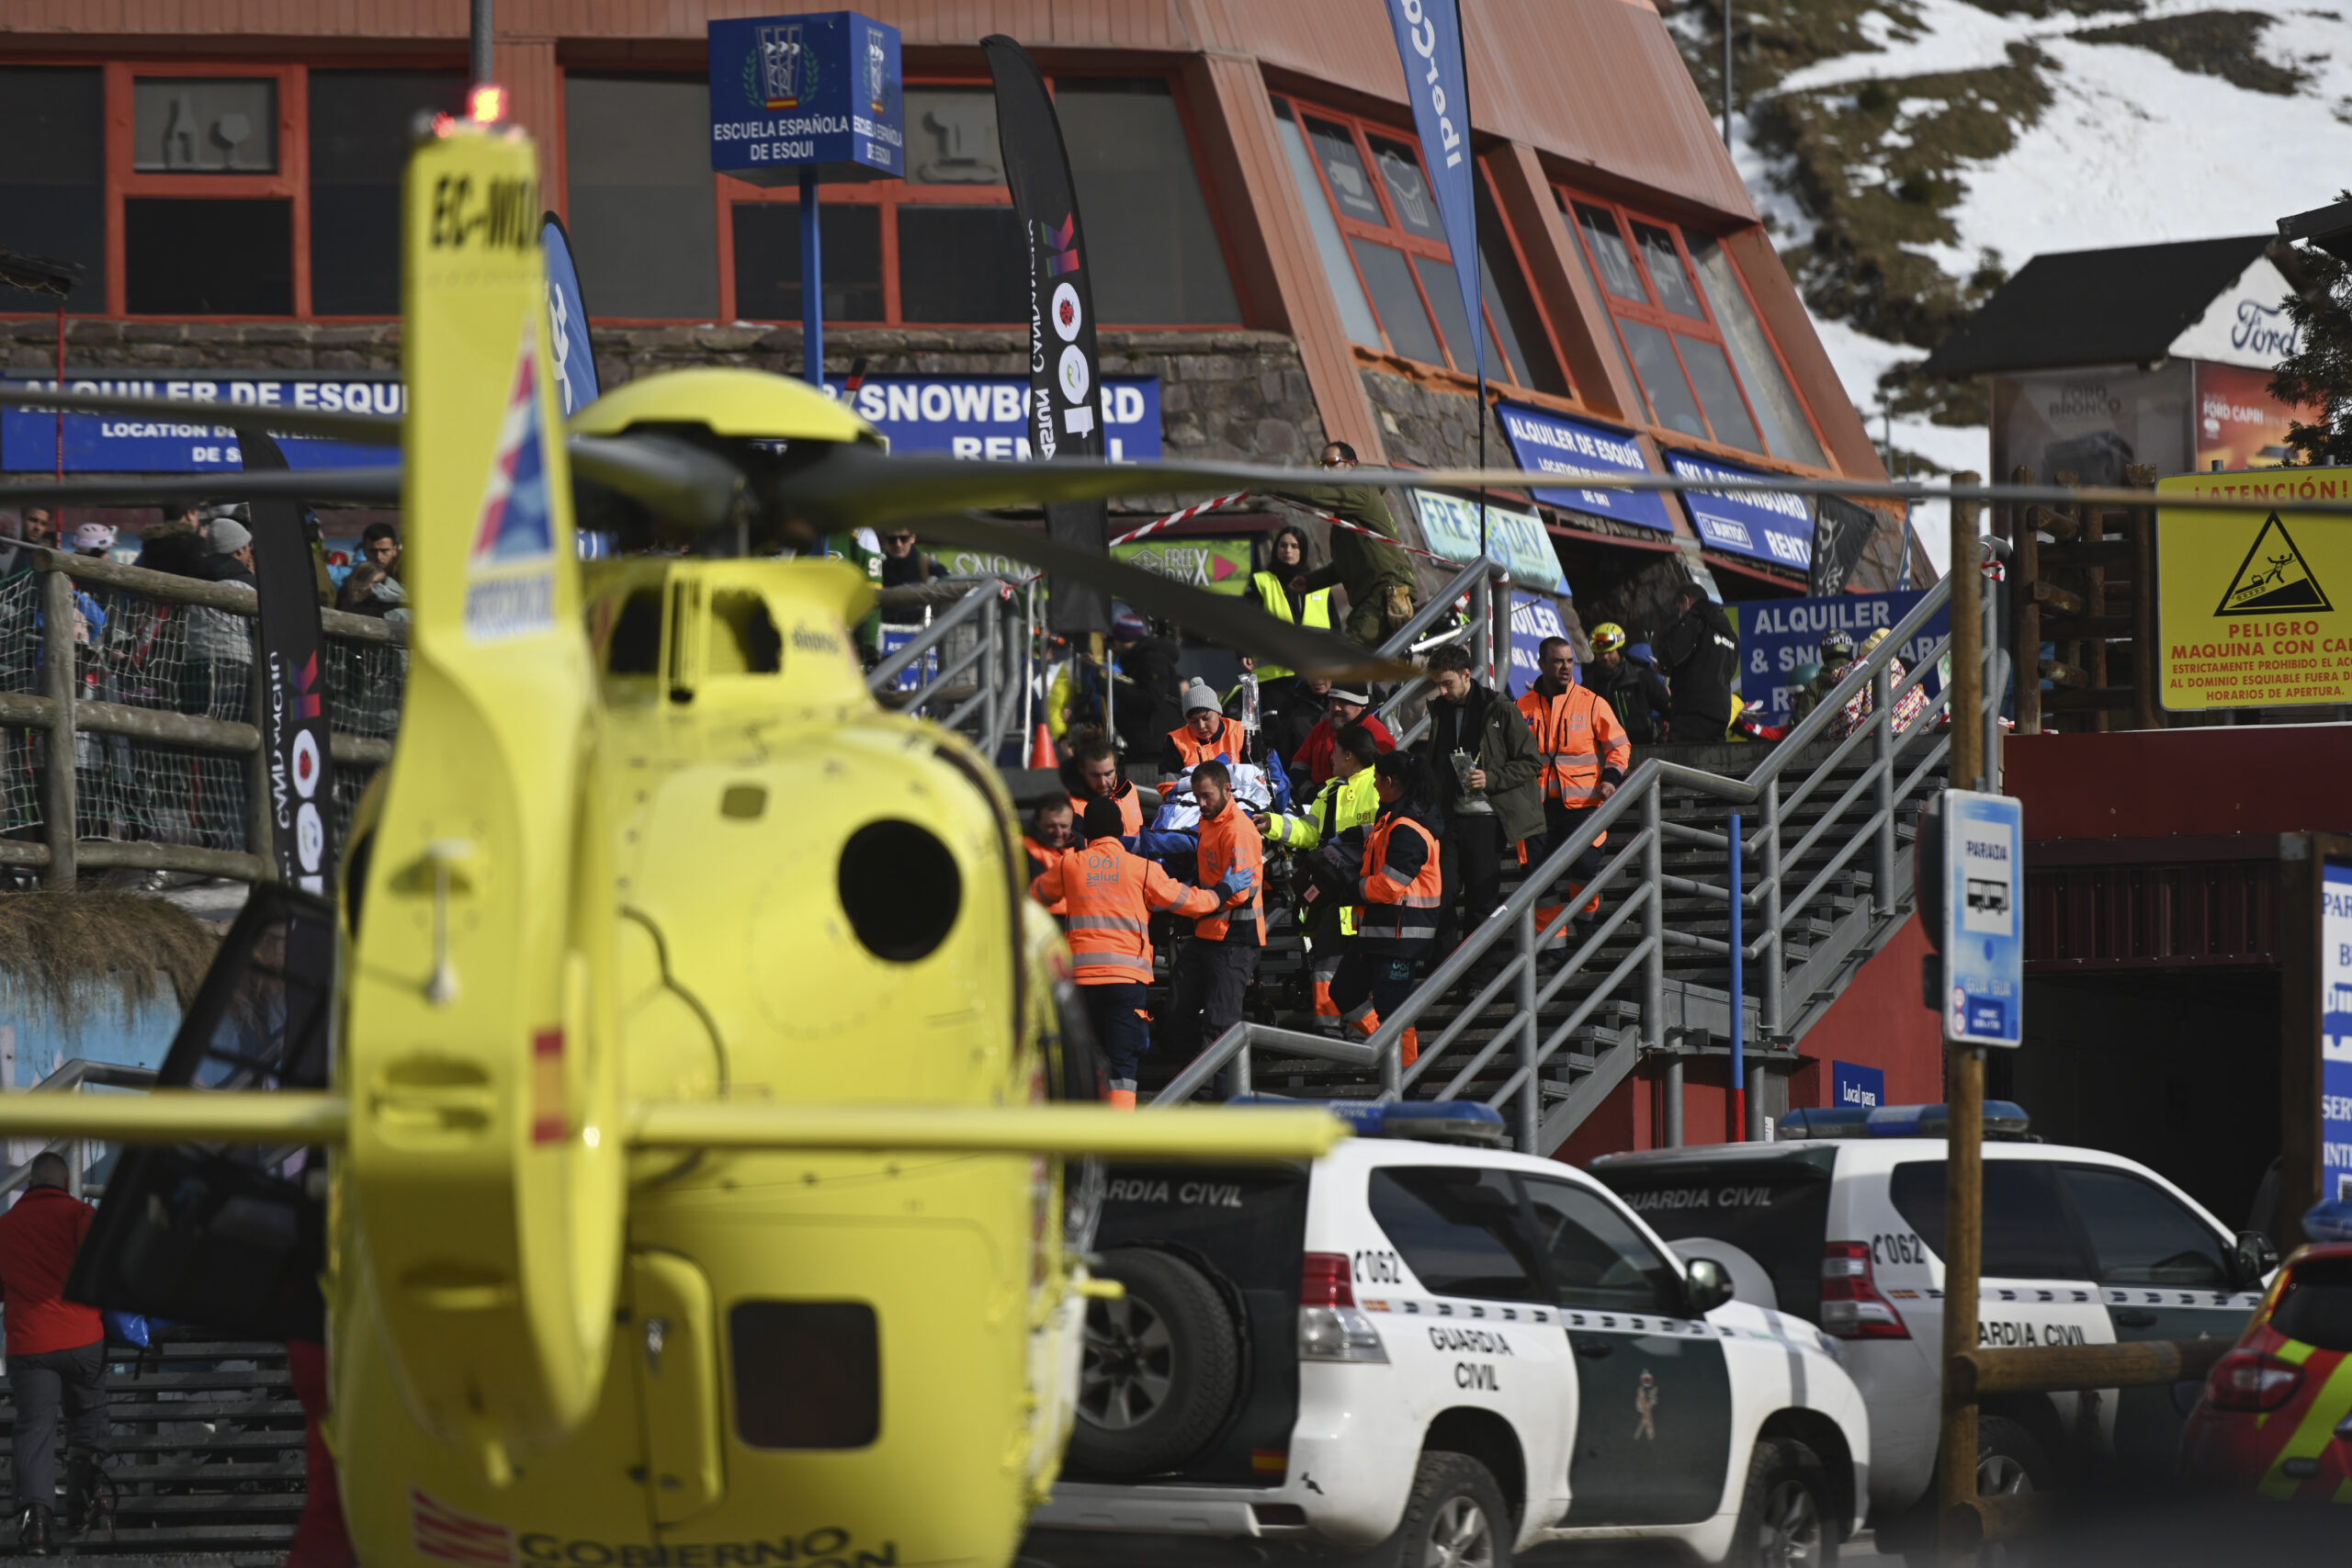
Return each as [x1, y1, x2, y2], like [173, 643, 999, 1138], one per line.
[0, 1057, 161, 1201]
[867, 577, 1021, 757]
[1151, 564, 1981, 1152]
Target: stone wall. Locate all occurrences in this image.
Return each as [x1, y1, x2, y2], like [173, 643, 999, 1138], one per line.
[1357, 366, 1513, 471]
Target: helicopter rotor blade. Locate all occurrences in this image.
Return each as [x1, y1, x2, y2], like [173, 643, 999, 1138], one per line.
[568, 433, 750, 531]
[912, 513, 1417, 682]
[0, 385, 403, 446]
[0, 470, 402, 506]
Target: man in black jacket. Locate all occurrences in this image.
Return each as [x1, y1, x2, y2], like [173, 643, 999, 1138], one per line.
[1655, 582, 1737, 742]
[1589, 622, 1671, 745]
[1417, 644, 1542, 957]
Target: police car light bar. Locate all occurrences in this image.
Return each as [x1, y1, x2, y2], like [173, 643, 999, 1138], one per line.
[1229, 1098, 1508, 1148]
[1778, 1102, 2031, 1141]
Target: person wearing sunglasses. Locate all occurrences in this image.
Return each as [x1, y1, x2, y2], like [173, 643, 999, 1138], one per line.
[877, 527, 943, 588]
[1278, 441, 1418, 648]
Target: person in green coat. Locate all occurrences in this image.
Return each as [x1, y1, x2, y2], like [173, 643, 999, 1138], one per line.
[1416, 642, 1542, 955]
[1280, 442, 1419, 648]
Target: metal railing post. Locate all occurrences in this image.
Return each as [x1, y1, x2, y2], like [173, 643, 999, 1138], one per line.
[1487, 569, 1509, 692]
[1516, 900, 1539, 1153]
[39, 561, 76, 888]
[1645, 783, 1676, 1145]
[1761, 779, 1783, 1037]
[1729, 809, 1745, 1142]
[1872, 663, 1895, 918]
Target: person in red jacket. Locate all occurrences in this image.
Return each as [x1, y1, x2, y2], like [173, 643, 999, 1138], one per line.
[1166, 760, 1264, 1059]
[1030, 798, 1227, 1109]
[0, 1153, 109, 1554]
[1289, 686, 1395, 792]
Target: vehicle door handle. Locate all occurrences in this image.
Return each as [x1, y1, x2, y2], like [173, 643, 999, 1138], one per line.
[2112, 1309, 2158, 1328]
[1574, 1340, 1613, 1359]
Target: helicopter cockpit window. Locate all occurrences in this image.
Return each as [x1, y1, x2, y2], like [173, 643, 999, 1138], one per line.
[708, 590, 782, 675]
[839, 819, 961, 963]
[605, 589, 664, 676]
[730, 1301, 880, 1449]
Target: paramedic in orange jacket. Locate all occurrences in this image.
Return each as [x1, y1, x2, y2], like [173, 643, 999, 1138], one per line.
[1515, 635, 1631, 942]
[1326, 750, 1443, 1068]
[1157, 680, 1248, 784]
[1066, 737, 1145, 838]
[1022, 797, 1074, 916]
[1167, 759, 1264, 1058]
[1030, 796, 1228, 1109]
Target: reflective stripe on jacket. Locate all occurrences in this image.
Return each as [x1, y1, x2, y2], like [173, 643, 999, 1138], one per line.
[1250, 572, 1333, 682]
[1264, 768, 1379, 852]
[1030, 841, 1218, 985]
[1516, 683, 1632, 808]
[1167, 716, 1248, 773]
[1193, 801, 1265, 942]
[1355, 811, 1442, 950]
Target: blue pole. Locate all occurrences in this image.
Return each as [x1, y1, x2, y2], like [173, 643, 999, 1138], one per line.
[799, 165, 824, 388]
[1728, 811, 1744, 1142]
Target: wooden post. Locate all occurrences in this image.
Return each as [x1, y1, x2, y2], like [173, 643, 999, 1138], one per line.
[1939, 478, 1986, 1564]
[2011, 468, 2040, 736]
[2125, 464, 2163, 732]
[39, 558, 77, 890]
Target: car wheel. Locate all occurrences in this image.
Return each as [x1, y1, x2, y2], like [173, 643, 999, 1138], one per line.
[1731, 1438, 1838, 1568]
[1065, 1247, 1239, 1479]
[1973, 1416, 2052, 1568]
[1342, 1450, 1510, 1568]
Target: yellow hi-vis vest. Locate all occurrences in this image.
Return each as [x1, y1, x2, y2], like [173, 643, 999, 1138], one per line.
[1250, 571, 1334, 683]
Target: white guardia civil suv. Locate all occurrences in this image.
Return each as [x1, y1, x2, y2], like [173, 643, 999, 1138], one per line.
[1028, 1101, 1871, 1568]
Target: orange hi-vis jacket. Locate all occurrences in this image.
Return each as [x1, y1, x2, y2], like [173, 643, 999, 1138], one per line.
[1069, 783, 1145, 838]
[1023, 835, 1069, 916]
[1355, 810, 1442, 951]
[1167, 716, 1248, 772]
[1193, 800, 1265, 943]
[1031, 841, 1219, 985]
[1516, 682, 1632, 809]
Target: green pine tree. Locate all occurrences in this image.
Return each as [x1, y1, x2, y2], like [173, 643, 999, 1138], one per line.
[2271, 195, 2352, 465]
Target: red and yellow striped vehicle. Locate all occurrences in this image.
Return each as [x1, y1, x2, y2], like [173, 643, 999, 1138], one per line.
[2178, 1237, 2352, 1498]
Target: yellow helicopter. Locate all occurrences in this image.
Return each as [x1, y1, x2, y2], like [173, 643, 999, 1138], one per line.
[0, 111, 1447, 1568]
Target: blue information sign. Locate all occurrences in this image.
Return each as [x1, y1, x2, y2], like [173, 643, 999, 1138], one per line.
[1494, 401, 1675, 534]
[708, 11, 903, 184]
[1736, 590, 1951, 726]
[1832, 1060, 1884, 1111]
[2324, 860, 2352, 1202]
[1665, 450, 1814, 570]
[1507, 592, 1568, 695]
[1941, 790, 2023, 1049]
[3, 375, 399, 473]
[828, 376, 1160, 460]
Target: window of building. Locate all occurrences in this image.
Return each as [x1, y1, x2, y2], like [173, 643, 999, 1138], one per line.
[1559, 191, 1827, 465]
[566, 75, 720, 321]
[0, 67, 106, 314]
[725, 77, 1238, 328]
[1271, 96, 1567, 395]
[120, 66, 300, 316]
[310, 72, 466, 316]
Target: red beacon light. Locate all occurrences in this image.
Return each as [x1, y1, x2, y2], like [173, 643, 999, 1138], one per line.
[469, 85, 507, 124]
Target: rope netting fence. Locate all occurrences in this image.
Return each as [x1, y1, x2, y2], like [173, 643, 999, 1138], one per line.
[0, 553, 406, 886]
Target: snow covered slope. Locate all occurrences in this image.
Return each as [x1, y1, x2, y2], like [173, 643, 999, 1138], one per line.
[1670, 1, 2352, 571]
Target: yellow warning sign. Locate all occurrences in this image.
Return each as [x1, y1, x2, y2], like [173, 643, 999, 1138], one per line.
[2157, 468, 2352, 710]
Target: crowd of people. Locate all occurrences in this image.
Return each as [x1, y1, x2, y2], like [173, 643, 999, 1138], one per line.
[1016, 454, 1773, 1106]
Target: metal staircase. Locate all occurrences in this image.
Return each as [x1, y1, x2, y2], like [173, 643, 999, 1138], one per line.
[1148, 570, 2001, 1155]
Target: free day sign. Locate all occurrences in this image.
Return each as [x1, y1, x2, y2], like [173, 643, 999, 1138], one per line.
[1666, 450, 1814, 570]
[3, 376, 401, 472]
[2325, 859, 2352, 1203]
[1410, 489, 1567, 592]
[1736, 591, 1950, 726]
[1111, 537, 1252, 596]
[827, 376, 1160, 460]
